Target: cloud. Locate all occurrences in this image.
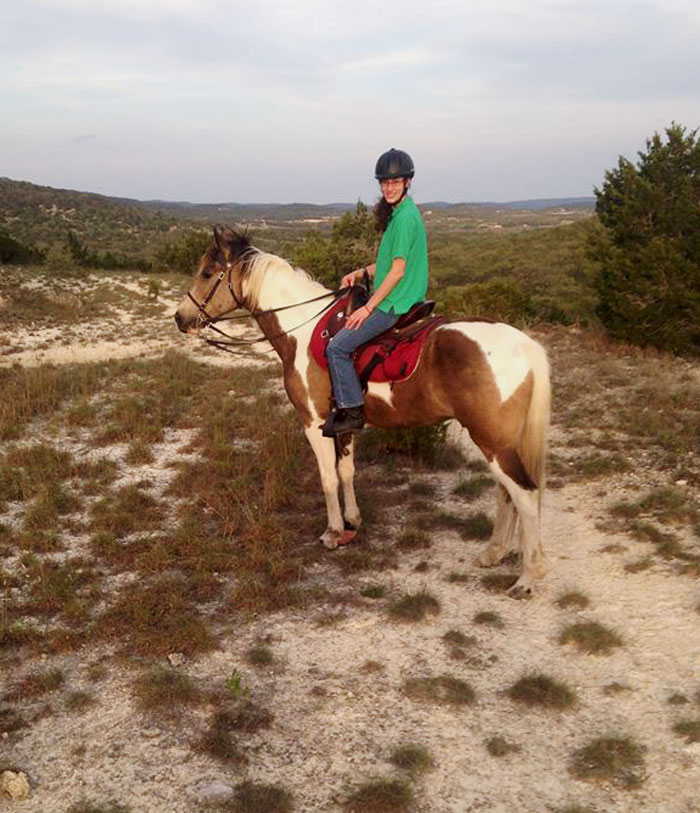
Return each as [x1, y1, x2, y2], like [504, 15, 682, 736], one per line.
[342, 49, 438, 74]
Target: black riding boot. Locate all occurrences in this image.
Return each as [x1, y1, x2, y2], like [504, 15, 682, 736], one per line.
[321, 406, 365, 437]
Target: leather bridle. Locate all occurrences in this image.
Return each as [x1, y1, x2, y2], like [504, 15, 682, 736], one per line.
[186, 257, 342, 353]
[187, 261, 245, 328]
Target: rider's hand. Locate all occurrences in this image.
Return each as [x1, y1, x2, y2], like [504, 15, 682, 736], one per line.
[340, 269, 361, 288]
[346, 303, 372, 330]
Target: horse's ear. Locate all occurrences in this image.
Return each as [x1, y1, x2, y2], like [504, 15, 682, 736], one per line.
[213, 225, 235, 260]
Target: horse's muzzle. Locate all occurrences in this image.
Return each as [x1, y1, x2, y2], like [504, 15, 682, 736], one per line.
[174, 310, 197, 334]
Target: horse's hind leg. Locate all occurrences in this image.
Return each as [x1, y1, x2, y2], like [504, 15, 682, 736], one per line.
[486, 452, 546, 598]
[474, 484, 517, 568]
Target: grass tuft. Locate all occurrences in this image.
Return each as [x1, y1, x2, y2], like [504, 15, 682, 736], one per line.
[396, 528, 431, 550]
[66, 802, 131, 813]
[442, 629, 476, 647]
[402, 674, 475, 706]
[360, 584, 387, 599]
[671, 719, 700, 743]
[569, 736, 645, 788]
[97, 575, 216, 656]
[246, 644, 275, 667]
[388, 743, 434, 774]
[388, 591, 440, 622]
[230, 781, 293, 813]
[485, 735, 521, 757]
[452, 474, 494, 499]
[507, 673, 576, 710]
[559, 621, 623, 655]
[344, 777, 414, 813]
[555, 590, 590, 610]
[64, 691, 96, 713]
[9, 668, 64, 700]
[132, 667, 201, 713]
[473, 611, 503, 627]
[479, 572, 518, 593]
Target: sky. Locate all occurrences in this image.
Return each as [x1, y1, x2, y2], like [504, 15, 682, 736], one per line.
[1, 0, 699, 204]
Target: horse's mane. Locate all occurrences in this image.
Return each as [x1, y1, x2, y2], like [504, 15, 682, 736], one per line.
[244, 244, 328, 309]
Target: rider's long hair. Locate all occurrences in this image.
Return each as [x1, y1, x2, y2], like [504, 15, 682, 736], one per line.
[374, 197, 393, 233]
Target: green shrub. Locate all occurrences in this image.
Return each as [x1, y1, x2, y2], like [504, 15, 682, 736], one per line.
[592, 122, 700, 356]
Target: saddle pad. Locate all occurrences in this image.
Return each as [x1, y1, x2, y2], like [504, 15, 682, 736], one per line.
[310, 294, 444, 384]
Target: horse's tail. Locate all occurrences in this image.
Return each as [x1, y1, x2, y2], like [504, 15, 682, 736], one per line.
[519, 338, 550, 505]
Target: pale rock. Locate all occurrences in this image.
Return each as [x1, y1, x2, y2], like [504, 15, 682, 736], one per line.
[168, 652, 185, 667]
[197, 781, 235, 805]
[1, 770, 31, 800]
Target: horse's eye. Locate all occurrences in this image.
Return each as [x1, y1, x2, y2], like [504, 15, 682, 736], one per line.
[201, 269, 213, 280]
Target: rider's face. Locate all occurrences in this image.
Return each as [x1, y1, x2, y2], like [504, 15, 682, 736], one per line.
[380, 177, 407, 205]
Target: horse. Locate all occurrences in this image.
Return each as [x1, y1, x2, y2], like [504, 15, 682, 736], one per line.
[174, 226, 551, 597]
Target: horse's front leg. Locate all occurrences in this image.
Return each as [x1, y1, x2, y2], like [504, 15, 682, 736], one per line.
[337, 436, 361, 543]
[304, 425, 344, 548]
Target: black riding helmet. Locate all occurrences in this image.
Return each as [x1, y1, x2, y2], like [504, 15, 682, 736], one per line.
[375, 148, 415, 180]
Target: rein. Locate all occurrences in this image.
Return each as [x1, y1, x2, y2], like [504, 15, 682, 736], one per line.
[188, 260, 343, 354]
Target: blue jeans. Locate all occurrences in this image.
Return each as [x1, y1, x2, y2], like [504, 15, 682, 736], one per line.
[326, 308, 399, 408]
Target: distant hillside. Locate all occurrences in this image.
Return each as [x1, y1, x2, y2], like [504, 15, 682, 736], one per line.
[0, 177, 186, 260]
[0, 176, 596, 264]
[139, 200, 356, 222]
[422, 197, 595, 213]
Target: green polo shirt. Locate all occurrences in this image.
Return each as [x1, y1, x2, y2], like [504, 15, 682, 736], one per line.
[374, 196, 429, 315]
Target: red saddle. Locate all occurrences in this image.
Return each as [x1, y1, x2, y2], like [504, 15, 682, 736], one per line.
[310, 287, 445, 385]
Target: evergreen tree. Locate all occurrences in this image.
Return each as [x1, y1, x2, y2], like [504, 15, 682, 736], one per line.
[592, 123, 700, 355]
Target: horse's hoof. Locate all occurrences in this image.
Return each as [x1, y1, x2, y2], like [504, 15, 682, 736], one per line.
[473, 550, 498, 569]
[320, 531, 341, 550]
[339, 529, 357, 546]
[507, 582, 533, 600]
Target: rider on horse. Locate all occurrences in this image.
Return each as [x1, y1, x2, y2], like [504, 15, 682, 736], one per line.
[322, 148, 429, 437]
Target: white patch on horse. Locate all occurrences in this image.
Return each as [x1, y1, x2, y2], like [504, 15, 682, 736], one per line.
[365, 381, 394, 409]
[444, 323, 532, 403]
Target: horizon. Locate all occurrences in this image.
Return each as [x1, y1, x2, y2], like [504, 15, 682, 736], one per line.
[2, 174, 595, 209]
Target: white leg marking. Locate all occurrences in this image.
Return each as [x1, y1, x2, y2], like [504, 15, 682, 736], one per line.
[487, 460, 546, 596]
[474, 484, 518, 568]
[337, 437, 361, 530]
[304, 424, 344, 548]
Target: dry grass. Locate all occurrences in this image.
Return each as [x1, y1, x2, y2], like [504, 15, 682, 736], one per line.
[554, 590, 590, 610]
[402, 675, 475, 706]
[8, 667, 64, 700]
[671, 719, 700, 743]
[226, 782, 293, 813]
[559, 621, 623, 655]
[396, 528, 431, 550]
[132, 666, 202, 713]
[360, 584, 387, 599]
[388, 591, 440, 622]
[479, 572, 519, 593]
[507, 673, 576, 710]
[473, 610, 504, 627]
[569, 735, 646, 788]
[485, 735, 521, 757]
[388, 743, 434, 774]
[97, 575, 217, 656]
[452, 474, 494, 499]
[66, 801, 131, 813]
[343, 777, 414, 813]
